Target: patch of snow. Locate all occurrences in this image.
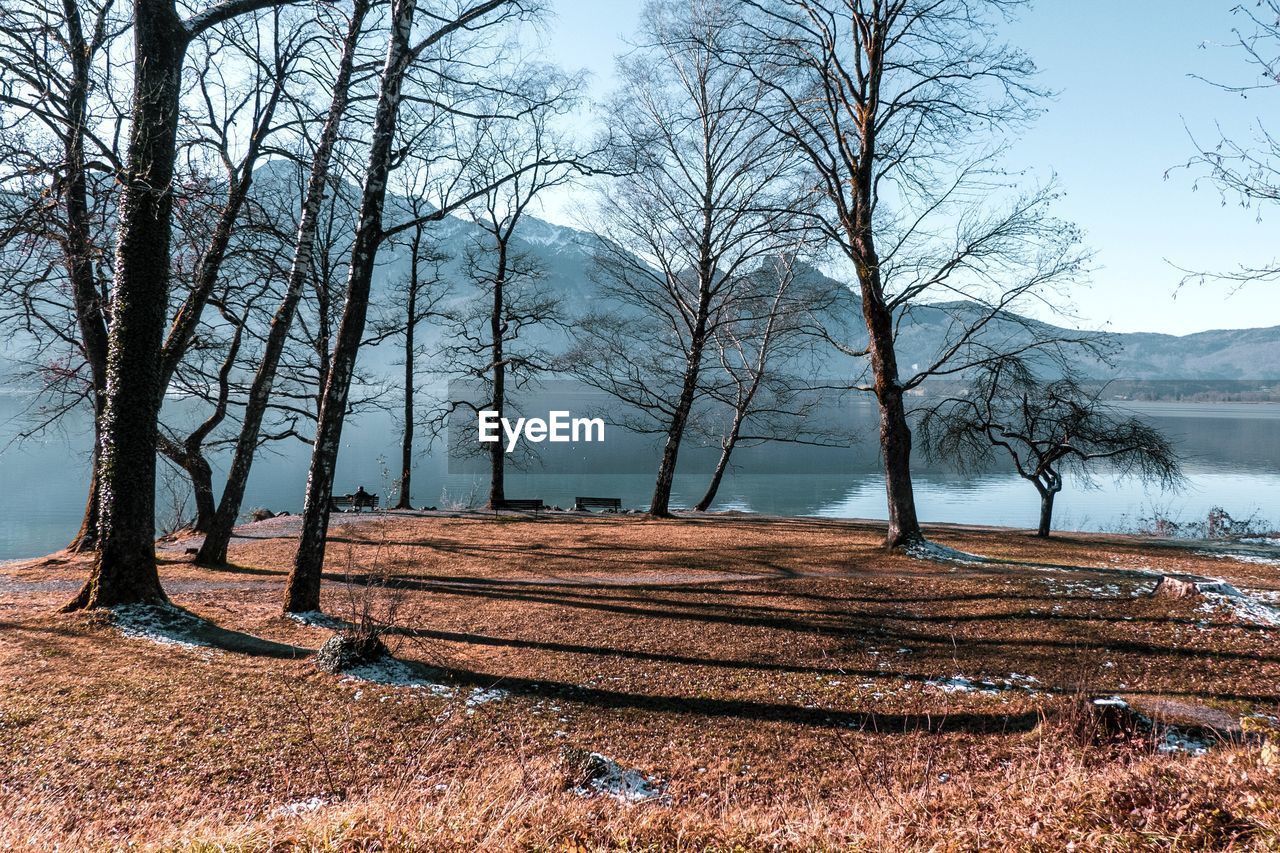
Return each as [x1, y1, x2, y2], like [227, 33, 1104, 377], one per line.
[572, 753, 668, 804]
[926, 676, 1001, 695]
[926, 673, 1042, 696]
[271, 796, 330, 818]
[1198, 593, 1280, 628]
[1201, 550, 1280, 567]
[1158, 730, 1210, 757]
[287, 610, 347, 630]
[465, 687, 509, 707]
[1092, 697, 1215, 756]
[903, 540, 988, 565]
[341, 659, 453, 696]
[110, 604, 214, 650]
[1186, 579, 1280, 628]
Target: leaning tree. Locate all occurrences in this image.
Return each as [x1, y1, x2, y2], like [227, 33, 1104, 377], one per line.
[921, 357, 1183, 537]
[196, 0, 375, 565]
[285, 0, 570, 613]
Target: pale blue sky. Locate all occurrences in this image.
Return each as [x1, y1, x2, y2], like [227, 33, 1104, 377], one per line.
[536, 0, 1280, 336]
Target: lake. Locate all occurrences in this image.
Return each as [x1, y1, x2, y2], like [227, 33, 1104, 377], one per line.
[1, 393, 1277, 561]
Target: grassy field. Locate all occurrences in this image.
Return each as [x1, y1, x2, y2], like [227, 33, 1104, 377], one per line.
[2, 512, 1279, 850]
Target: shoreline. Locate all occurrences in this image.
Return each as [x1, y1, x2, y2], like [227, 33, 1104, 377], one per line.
[5, 507, 1278, 575]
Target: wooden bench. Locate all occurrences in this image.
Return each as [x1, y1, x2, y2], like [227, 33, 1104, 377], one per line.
[332, 492, 379, 512]
[494, 498, 545, 513]
[575, 497, 622, 513]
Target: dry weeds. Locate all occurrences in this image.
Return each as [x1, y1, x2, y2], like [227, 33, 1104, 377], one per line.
[1, 513, 1277, 850]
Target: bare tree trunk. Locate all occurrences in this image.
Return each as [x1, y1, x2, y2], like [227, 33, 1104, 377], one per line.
[190, 459, 216, 533]
[855, 231, 923, 550]
[650, 316, 707, 517]
[66, 0, 295, 609]
[878, 386, 921, 548]
[160, 308, 243, 536]
[397, 285, 416, 509]
[285, 0, 417, 613]
[67, 400, 104, 552]
[695, 404, 746, 511]
[66, 1, 187, 610]
[396, 226, 419, 510]
[67, 460, 101, 552]
[694, 440, 732, 512]
[61, 0, 109, 553]
[1036, 484, 1059, 538]
[487, 240, 508, 508]
[197, 0, 370, 564]
[157, 436, 216, 533]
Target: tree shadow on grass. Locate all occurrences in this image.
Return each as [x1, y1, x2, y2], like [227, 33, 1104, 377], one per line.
[363, 655, 1043, 735]
[105, 603, 312, 658]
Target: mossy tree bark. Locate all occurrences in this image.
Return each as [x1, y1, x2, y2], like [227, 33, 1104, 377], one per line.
[66, 0, 302, 610]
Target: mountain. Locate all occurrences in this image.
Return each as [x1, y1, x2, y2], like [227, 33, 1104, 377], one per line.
[3, 162, 1277, 391]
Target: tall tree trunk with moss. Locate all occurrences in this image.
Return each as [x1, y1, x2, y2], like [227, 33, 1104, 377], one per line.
[66, 2, 186, 609]
[66, 0, 300, 610]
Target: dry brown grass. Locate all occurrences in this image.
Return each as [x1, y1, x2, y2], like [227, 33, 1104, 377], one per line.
[1, 513, 1278, 850]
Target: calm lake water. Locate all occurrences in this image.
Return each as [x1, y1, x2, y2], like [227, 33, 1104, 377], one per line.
[1, 393, 1277, 561]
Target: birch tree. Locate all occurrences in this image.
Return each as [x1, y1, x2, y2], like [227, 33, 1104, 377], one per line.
[284, 0, 546, 613]
[196, 0, 374, 565]
[572, 0, 812, 517]
[692, 254, 841, 511]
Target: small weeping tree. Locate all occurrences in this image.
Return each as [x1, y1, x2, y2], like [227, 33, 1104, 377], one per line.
[921, 357, 1184, 538]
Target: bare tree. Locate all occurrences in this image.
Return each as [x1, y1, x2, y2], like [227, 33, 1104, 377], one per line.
[730, 0, 1089, 548]
[1176, 1, 1280, 289]
[430, 89, 580, 508]
[285, 0, 549, 613]
[0, 0, 126, 552]
[158, 297, 252, 533]
[572, 0, 812, 517]
[921, 357, 1184, 537]
[65, 0, 306, 610]
[196, 0, 374, 564]
[692, 254, 844, 511]
[365, 187, 449, 511]
[143, 9, 314, 534]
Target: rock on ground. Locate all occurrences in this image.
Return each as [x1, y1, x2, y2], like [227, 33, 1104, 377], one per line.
[315, 633, 389, 674]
